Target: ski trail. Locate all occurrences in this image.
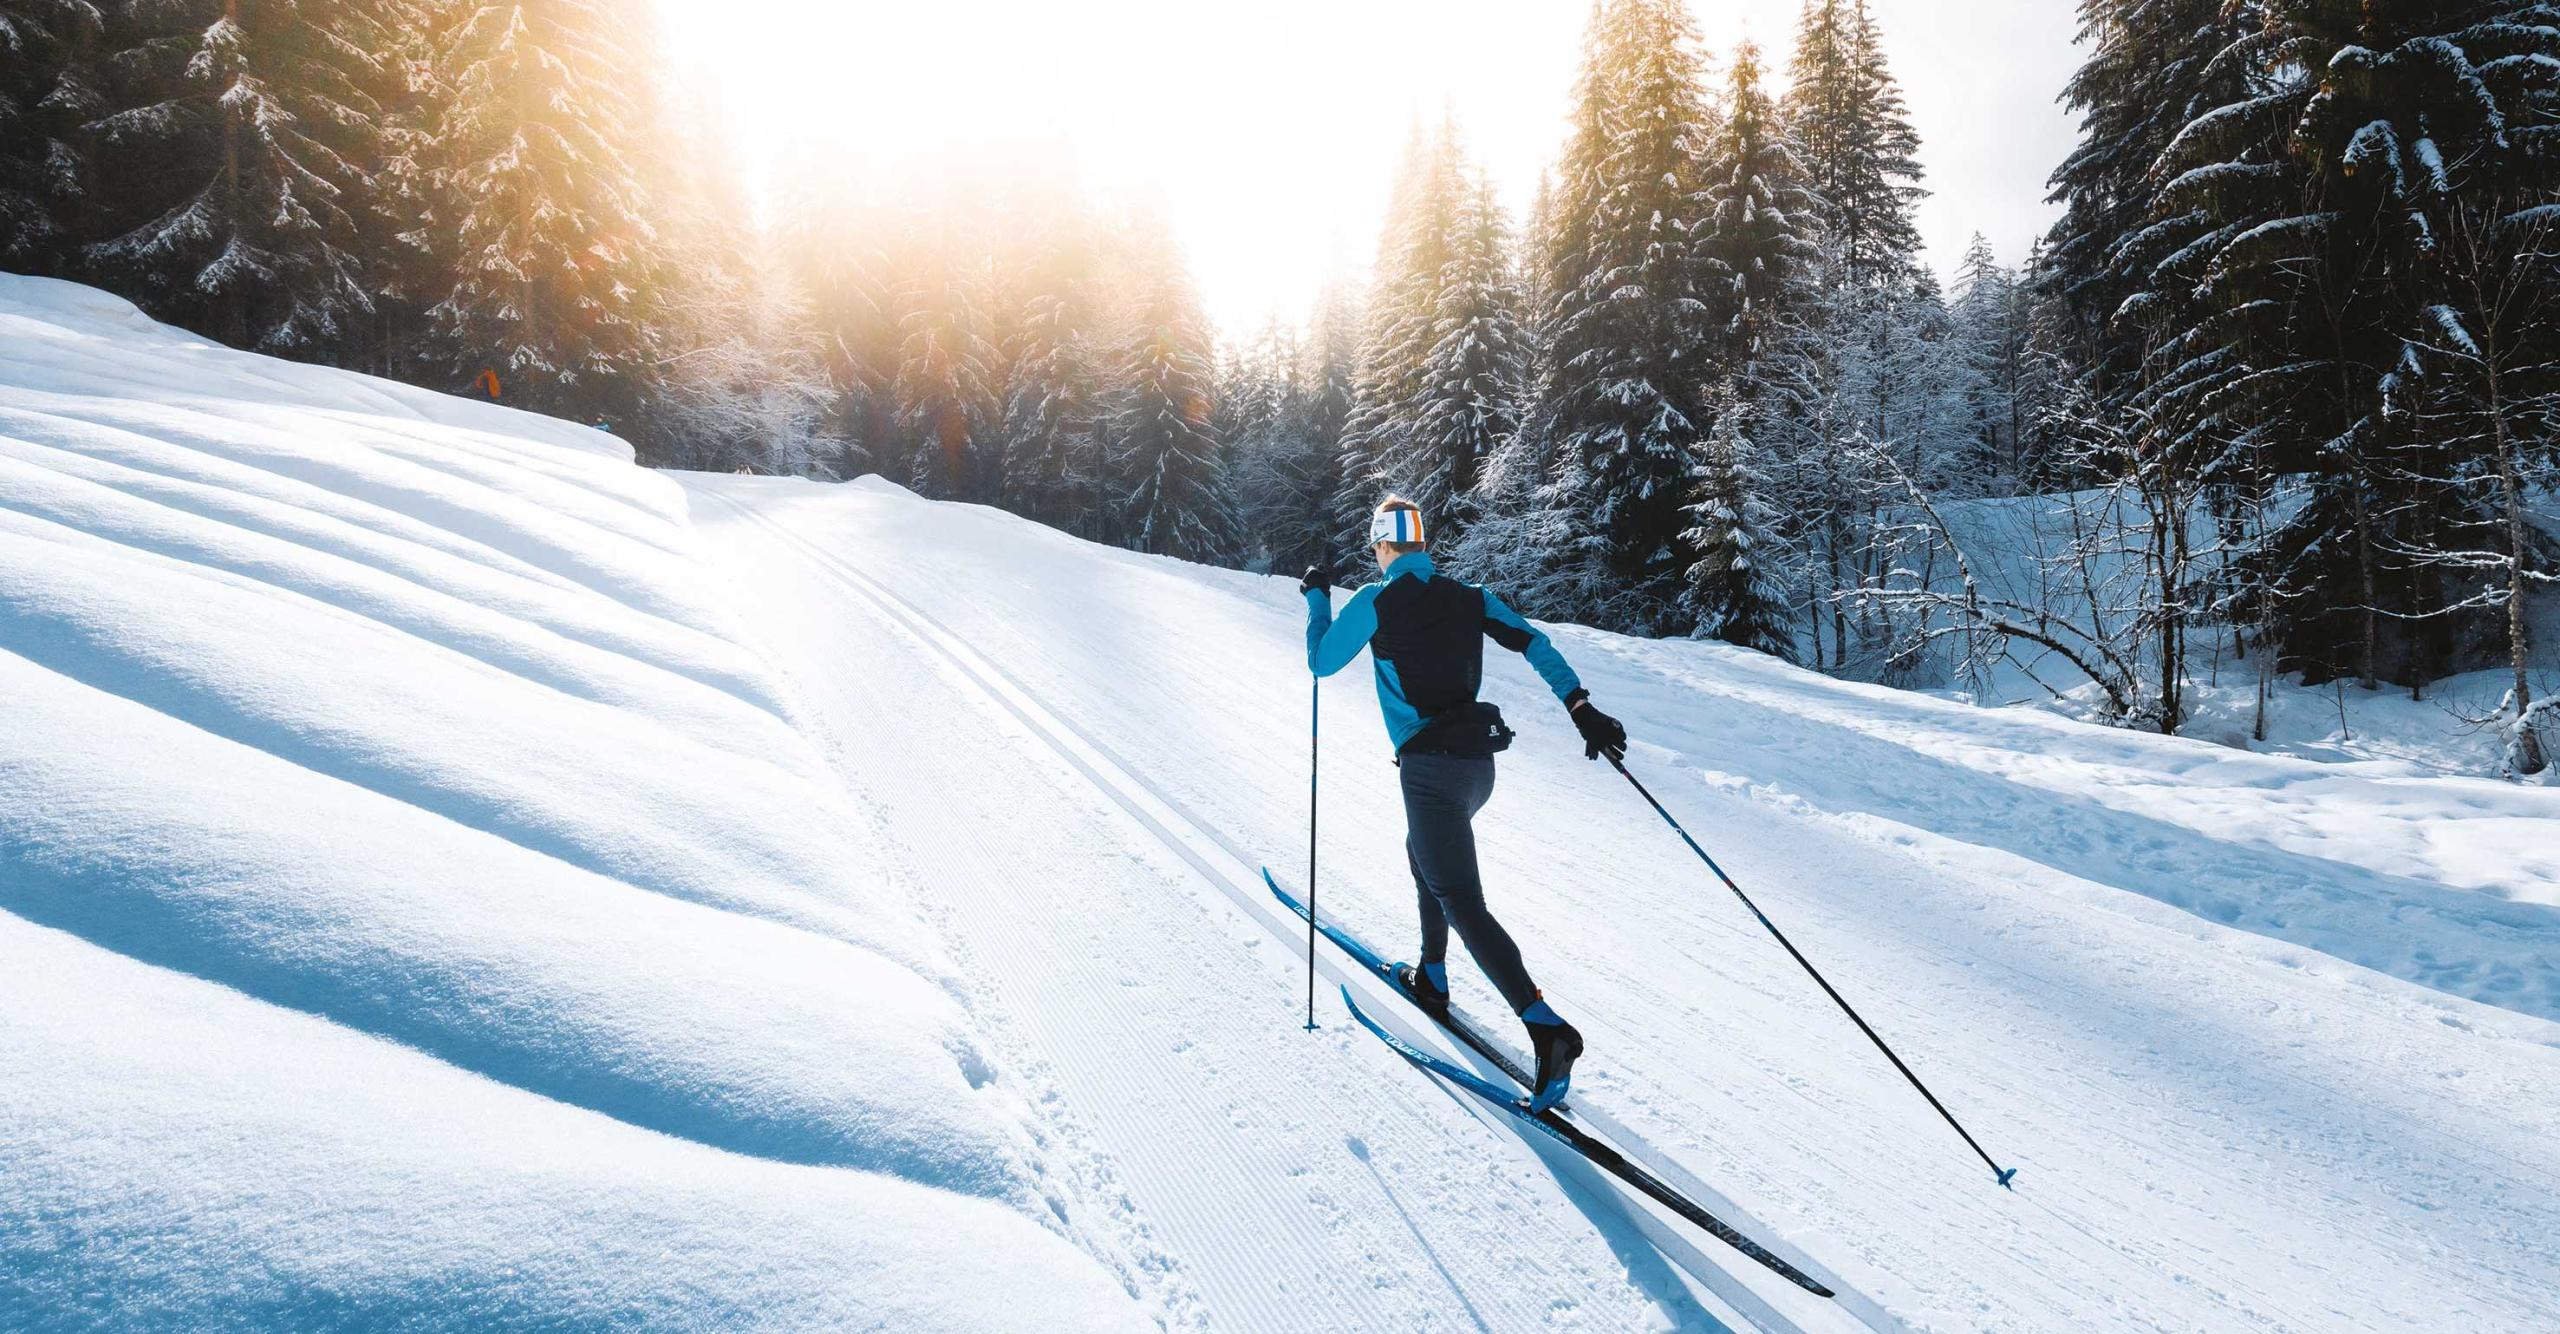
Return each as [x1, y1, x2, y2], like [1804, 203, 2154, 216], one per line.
[696, 492, 1801, 1332]
[708, 478, 2560, 1332]
[691, 491, 1873, 1331]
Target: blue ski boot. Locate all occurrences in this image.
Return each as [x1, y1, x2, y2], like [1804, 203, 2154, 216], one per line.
[1522, 998, 1582, 1113]
[1394, 961, 1451, 1017]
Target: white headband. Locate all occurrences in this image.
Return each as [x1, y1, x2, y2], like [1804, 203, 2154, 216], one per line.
[1369, 508, 1426, 547]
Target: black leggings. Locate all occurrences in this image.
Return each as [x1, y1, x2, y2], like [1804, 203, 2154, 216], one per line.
[1401, 751, 1541, 1014]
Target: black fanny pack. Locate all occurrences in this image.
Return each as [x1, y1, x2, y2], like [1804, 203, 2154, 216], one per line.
[1406, 701, 1515, 758]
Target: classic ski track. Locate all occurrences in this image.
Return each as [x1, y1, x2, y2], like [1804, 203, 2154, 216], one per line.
[707, 496, 1758, 1333]
[711, 493, 1877, 1334]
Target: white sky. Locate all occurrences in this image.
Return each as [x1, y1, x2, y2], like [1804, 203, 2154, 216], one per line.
[656, 0, 2086, 337]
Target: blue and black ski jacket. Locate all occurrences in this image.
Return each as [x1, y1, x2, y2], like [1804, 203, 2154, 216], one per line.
[1305, 551, 1583, 753]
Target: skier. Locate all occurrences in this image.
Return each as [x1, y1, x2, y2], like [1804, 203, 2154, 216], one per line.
[1302, 496, 1628, 1111]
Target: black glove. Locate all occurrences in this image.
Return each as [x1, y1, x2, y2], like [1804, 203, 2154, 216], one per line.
[1565, 689, 1627, 763]
[1301, 565, 1335, 595]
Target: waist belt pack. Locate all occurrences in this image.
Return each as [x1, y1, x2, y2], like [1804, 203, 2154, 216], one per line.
[1405, 701, 1515, 758]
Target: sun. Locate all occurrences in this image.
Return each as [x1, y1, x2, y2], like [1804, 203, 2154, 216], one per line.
[652, 0, 2078, 337]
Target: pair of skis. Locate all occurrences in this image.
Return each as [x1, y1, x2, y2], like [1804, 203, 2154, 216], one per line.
[1264, 869, 1833, 1300]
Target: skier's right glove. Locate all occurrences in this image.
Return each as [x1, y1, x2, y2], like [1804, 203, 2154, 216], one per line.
[1301, 565, 1335, 596]
[1564, 689, 1628, 763]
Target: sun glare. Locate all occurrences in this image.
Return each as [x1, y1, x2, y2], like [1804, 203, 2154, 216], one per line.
[655, 0, 2079, 338]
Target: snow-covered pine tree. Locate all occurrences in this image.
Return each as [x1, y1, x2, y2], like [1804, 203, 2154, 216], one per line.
[772, 177, 903, 482]
[1273, 284, 1361, 573]
[2040, 0, 2270, 728]
[1386, 172, 1528, 540]
[1217, 323, 1299, 568]
[420, 0, 662, 421]
[1681, 385, 1799, 660]
[1775, 0, 1942, 670]
[1947, 234, 2032, 493]
[1110, 228, 1235, 563]
[1785, 0, 1925, 298]
[0, 0, 103, 271]
[1528, 0, 1722, 632]
[80, 0, 394, 354]
[2162, 1, 2560, 694]
[2362, 7, 2560, 758]
[894, 233, 999, 501]
[1337, 122, 1461, 559]
[353, 0, 445, 379]
[637, 82, 831, 475]
[1701, 39, 1821, 378]
[997, 218, 1110, 534]
[2041, 0, 2258, 404]
[2407, 191, 2560, 772]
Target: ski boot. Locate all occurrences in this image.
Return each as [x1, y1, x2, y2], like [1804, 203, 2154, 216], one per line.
[1394, 961, 1451, 1017]
[1522, 999, 1582, 1114]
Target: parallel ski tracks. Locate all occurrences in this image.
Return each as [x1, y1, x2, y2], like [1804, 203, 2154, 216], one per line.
[711, 494, 1890, 1333]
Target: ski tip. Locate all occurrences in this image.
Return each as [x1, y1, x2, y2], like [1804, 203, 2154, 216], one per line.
[1995, 1166, 2019, 1190]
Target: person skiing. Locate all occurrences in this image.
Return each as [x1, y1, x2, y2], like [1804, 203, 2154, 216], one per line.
[1302, 496, 1628, 1111]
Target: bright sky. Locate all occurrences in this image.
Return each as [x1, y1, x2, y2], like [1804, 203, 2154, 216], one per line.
[656, 0, 2085, 337]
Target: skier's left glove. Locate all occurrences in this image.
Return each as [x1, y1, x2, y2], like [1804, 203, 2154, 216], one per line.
[1564, 689, 1627, 763]
[1301, 565, 1335, 596]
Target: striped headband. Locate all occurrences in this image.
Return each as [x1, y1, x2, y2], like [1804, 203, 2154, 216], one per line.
[1369, 507, 1426, 547]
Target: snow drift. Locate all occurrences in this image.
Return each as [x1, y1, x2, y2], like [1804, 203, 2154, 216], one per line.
[0, 275, 1143, 1329]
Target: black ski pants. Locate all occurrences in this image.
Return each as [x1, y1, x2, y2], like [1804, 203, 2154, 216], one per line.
[1401, 750, 1541, 1014]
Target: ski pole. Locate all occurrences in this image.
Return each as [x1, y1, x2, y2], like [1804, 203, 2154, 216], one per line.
[1305, 674, 1320, 1031]
[1608, 754, 2018, 1190]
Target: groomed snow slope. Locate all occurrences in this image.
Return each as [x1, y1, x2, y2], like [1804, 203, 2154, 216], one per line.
[690, 473, 2560, 1333]
[9, 275, 2560, 1332]
[0, 276, 1144, 1330]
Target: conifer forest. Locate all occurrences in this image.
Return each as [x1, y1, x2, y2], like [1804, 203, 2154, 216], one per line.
[5, 0, 2554, 769]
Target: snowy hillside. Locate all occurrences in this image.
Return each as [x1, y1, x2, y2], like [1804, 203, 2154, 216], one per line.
[7, 276, 2560, 1332]
[0, 276, 1142, 1329]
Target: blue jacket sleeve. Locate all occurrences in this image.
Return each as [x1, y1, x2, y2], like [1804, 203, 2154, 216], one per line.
[1306, 584, 1381, 677]
[1481, 589, 1582, 702]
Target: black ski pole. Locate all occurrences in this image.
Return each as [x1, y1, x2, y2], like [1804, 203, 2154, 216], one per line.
[1305, 675, 1320, 1031]
[1609, 754, 2017, 1189]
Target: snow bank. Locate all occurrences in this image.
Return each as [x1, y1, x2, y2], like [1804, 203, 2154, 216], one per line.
[0, 275, 1143, 1329]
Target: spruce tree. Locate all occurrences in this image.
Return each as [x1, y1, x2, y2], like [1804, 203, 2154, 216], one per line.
[1338, 123, 1458, 557]
[998, 220, 1109, 533]
[1948, 234, 2030, 491]
[2041, 0, 2257, 403]
[1785, 0, 1926, 297]
[1387, 173, 1528, 537]
[1279, 284, 1361, 573]
[894, 237, 998, 501]
[1530, 0, 1721, 631]
[81, 0, 393, 353]
[773, 178, 903, 481]
[2159, 0, 2560, 690]
[0, 0, 102, 272]
[1701, 39, 1821, 375]
[420, 0, 660, 420]
[1111, 230, 1234, 563]
[1681, 386, 1799, 659]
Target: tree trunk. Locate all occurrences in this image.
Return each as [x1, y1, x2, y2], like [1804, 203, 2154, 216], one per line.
[2486, 343, 2543, 774]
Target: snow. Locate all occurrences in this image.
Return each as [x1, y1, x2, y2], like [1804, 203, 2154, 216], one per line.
[1919, 487, 2560, 783]
[693, 474, 2560, 1331]
[0, 275, 1143, 1330]
[8, 274, 2560, 1331]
